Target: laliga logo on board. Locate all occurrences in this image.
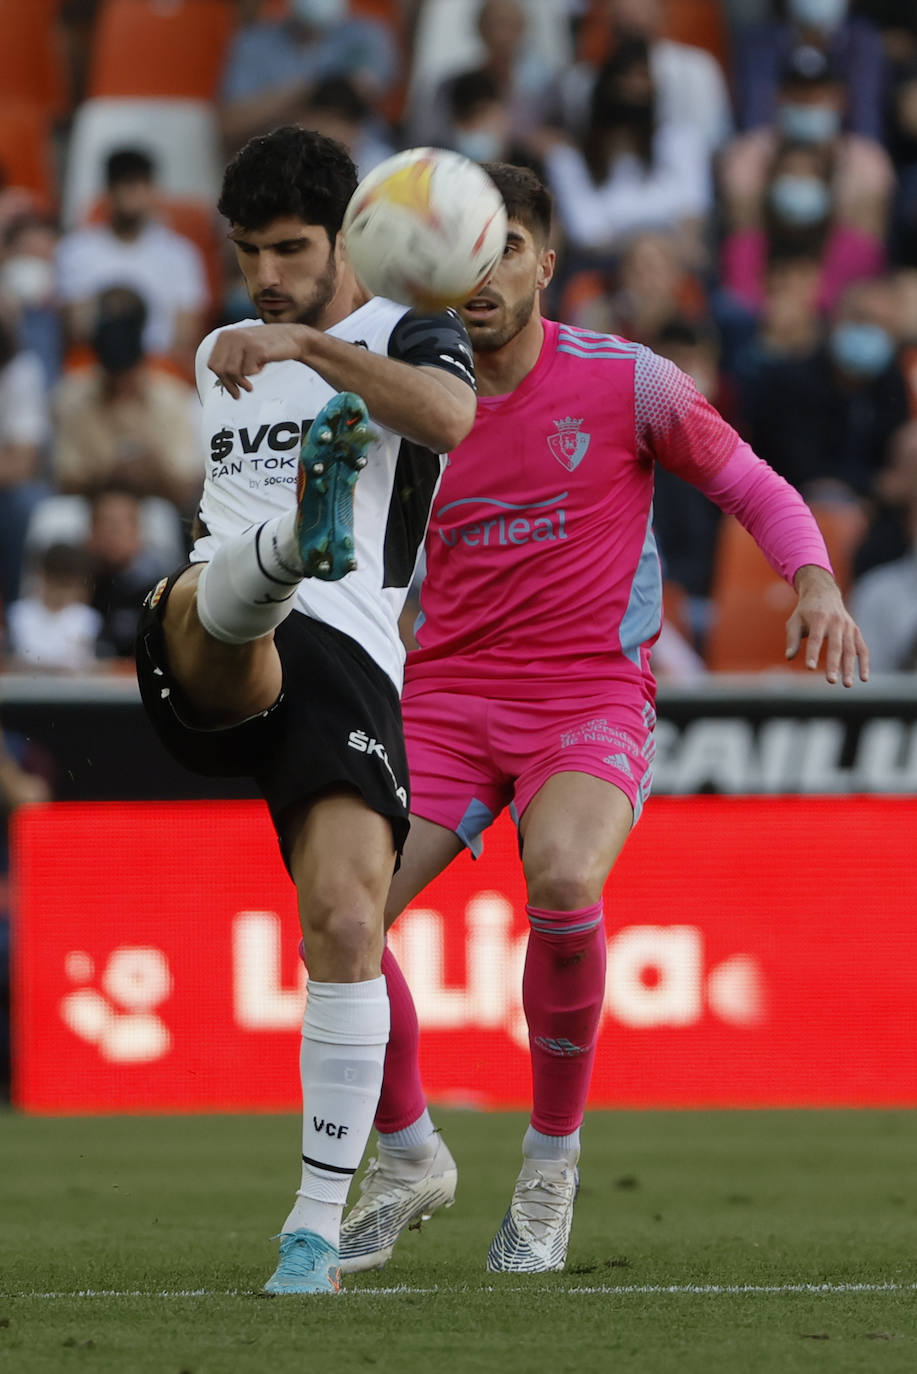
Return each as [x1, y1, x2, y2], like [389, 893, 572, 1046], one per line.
[230, 900, 766, 1039]
[60, 947, 173, 1062]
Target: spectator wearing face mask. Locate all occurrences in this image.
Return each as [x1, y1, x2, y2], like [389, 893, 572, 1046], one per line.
[741, 276, 909, 502]
[719, 43, 894, 239]
[440, 70, 536, 170]
[218, 0, 400, 155]
[536, 38, 712, 271]
[50, 286, 202, 516]
[721, 139, 886, 316]
[410, 0, 562, 153]
[732, 0, 888, 139]
[0, 213, 62, 389]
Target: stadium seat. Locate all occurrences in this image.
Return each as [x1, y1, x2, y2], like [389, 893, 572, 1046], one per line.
[0, 0, 68, 116]
[0, 103, 57, 207]
[660, 0, 731, 71]
[61, 98, 222, 228]
[705, 502, 869, 673]
[87, 0, 237, 101]
[704, 517, 799, 673]
[805, 499, 869, 596]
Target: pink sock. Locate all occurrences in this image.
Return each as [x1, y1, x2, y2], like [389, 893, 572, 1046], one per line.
[523, 902, 607, 1136]
[374, 943, 428, 1133]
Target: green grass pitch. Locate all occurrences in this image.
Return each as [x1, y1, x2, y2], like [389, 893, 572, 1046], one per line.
[1, 1108, 916, 1373]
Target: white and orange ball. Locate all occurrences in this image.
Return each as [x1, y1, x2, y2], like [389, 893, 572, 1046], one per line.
[342, 147, 507, 311]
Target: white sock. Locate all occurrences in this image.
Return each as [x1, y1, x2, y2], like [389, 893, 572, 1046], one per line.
[378, 1108, 436, 1158]
[196, 510, 302, 644]
[282, 977, 390, 1245]
[523, 1125, 581, 1163]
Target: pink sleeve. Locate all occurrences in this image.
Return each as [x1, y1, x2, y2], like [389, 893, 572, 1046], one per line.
[635, 347, 832, 584]
[696, 442, 833, 584]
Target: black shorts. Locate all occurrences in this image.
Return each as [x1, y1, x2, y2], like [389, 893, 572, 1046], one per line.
[135, 569, 410, 862]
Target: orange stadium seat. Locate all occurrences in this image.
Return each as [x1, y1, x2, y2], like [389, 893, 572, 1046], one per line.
[62, 97, 223, 227]
[0, 0, 68, 116]
[577, 0, 730, 71]
[704, 517, 799, 673]
[159, 197, 226, 322]
[705, 501, 868, 673]
[0, 103, 57, 206]
[660, 0, 731, 71]
[88, 0, 238, 101]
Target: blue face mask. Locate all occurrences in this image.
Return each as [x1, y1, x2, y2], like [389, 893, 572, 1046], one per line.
[788, 0, 848, 29]
[778, 102, 842, 143]
[290, 0, 345, 28]
[454, 130, 503, 165]
[769, 174, 831, 225]
[829, 322, 896, 378]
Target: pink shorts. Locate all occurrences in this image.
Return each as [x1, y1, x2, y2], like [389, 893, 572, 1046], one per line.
[401, 688, 656, 857]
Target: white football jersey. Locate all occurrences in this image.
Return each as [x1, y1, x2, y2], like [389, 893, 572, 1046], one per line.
[193, 297, 474, 688]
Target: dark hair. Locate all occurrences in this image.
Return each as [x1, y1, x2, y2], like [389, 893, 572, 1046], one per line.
[106, 147, 156, 187]
[449, 70, 500, 123]
[481, 161, 552, 246]
[40, 542, 93, 584]
[307, 75, 370, 124]
[656, 316, 720, 355]
[90, 482, 144, 516]
[218, 125, 358, 242]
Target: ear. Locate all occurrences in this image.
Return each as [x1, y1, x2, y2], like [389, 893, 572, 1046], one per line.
[536, 247, 556, 292]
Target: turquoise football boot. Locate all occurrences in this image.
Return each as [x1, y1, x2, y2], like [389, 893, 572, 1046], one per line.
[296, 391, 371, 581]
[263, 1229, 342, 1295]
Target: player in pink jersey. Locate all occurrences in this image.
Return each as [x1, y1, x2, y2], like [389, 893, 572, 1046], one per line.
[338, 164, 869, 1276]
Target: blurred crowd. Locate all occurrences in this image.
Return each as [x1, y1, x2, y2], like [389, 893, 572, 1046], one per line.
[2, 0, 917, 684]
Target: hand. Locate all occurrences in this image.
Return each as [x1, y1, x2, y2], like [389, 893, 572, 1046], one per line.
[207, 325, 308, 399]
[785, 564, 869, 686]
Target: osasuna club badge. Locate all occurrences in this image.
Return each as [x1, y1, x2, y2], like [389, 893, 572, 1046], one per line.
[548, 416, 591, 471]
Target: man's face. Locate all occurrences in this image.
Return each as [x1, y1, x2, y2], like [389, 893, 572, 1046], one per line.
[457, 220, 553, 352]
[230, 217, 342, 327]
[108, 177, 155, 233]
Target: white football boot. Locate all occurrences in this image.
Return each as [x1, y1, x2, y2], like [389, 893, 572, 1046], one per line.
[339, 1132, 458, 1274]
[486, 1155, 580, 1273]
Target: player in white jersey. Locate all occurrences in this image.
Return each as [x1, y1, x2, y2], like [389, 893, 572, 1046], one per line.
[134, 126, 476, 1294]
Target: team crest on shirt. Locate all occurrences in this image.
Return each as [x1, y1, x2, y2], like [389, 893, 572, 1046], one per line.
[548, 416, 591, 471]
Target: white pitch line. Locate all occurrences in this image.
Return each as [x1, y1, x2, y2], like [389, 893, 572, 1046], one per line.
[5, 1282, 917, 1300]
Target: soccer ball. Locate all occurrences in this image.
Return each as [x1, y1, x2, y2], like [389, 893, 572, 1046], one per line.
[342, 147, 507, 311]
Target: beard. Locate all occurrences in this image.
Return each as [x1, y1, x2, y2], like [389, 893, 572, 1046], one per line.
[465, 285, 537, 352]
[292, 247, 340, 328]
[254, 244, 341, 325]
[110, 210, 146, 237]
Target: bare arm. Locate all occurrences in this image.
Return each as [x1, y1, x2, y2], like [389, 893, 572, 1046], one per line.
[206, 322, 476, 452]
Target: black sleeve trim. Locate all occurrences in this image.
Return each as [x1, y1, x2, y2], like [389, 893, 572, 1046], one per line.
[387, 308, 476, 390]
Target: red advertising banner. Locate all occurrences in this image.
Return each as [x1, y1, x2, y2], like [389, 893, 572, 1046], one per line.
[11, 797, 917, 1113]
